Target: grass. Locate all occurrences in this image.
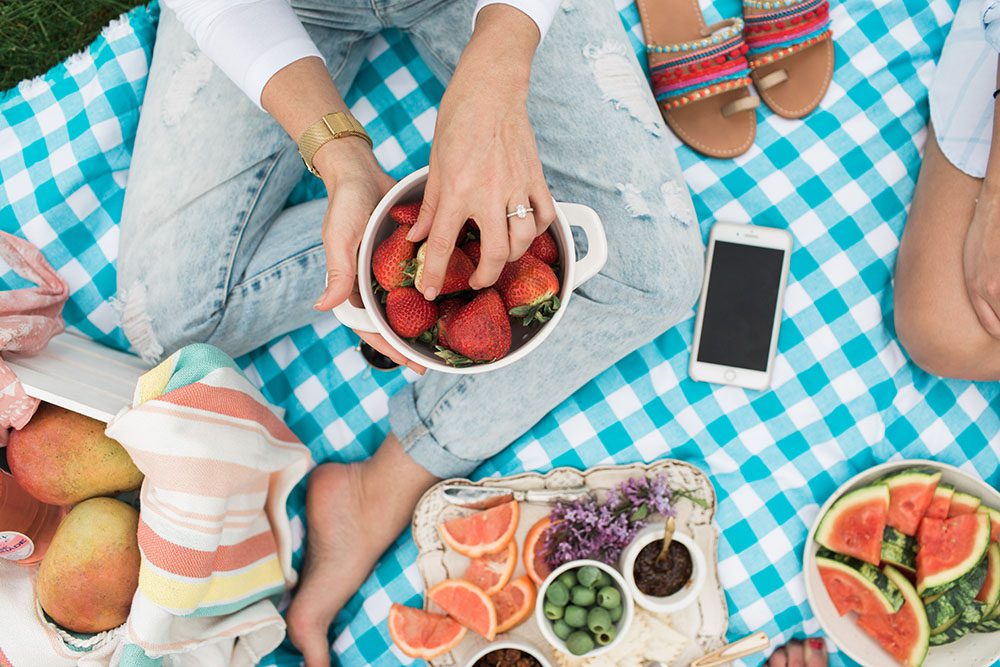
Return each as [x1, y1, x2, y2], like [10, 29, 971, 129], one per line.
[0, 0, 145, 91]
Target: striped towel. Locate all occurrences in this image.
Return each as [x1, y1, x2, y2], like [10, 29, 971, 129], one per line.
[104, 344, 313, 666]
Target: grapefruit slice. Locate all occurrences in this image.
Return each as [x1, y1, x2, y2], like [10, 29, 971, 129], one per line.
[439, 501, 520, 558]
[856, 566, 930, 667]
[387, 603, 466, 660]
[523, 516, 553, 586]
[428, 579, 498, 640]
[883, 469, 941, 536]
[492, 575, 537, 634]
[815, 484, 889, 565]
[463, 541, 517, 596]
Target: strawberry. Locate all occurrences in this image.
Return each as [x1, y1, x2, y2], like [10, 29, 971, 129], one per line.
[461, 219, 480, 242]
[372, 225, 416, 291]
[526, 231, 558, 265]
[410, 243, 474, 295]
[389, 200, 422, 226]
[435, 289, 511, 366]
[496, 253, 561, 326]
[434, 298, 467, 349]
[385, 287, 438, 338]
[461, 240, 481, 265]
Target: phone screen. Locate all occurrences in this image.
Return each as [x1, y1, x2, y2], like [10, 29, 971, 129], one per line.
[697, 240, 786, 371]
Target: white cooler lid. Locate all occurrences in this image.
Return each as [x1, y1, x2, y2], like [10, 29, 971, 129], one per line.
[4, 333, 149, 424]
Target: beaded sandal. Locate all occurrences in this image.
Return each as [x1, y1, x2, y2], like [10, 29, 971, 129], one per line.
[743, 0, 834, 118]
[637, 0, 759, 158]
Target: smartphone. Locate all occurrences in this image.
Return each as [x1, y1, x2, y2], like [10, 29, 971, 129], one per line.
[689, 222, 793, 391]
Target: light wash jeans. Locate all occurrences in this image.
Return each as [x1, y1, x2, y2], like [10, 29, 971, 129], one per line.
[117, 0, 704, 479]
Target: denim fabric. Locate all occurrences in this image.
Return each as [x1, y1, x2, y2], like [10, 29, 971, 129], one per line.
[117, 0, 704, 478]
[984, 0, 1000, 51]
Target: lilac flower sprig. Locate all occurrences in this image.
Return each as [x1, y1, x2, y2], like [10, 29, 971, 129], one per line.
[543, 474, 691, 568]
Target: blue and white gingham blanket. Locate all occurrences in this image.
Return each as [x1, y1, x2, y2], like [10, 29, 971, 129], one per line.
[1, 1, 997, 665]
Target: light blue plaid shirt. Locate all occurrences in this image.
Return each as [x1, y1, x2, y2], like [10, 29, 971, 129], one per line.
[931, 0, 1000, 177]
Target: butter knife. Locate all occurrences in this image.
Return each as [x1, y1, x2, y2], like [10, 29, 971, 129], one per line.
[442, 484, 591, 509]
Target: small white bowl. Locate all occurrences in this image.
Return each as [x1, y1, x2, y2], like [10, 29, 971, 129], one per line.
[619, 524, 706, 615]
[534, 559, 634, 658]
[464, 641, 554, 667]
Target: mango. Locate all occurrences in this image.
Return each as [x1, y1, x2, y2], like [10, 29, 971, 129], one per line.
[7, 403, 143, 505]
[37, 497, 140, 633]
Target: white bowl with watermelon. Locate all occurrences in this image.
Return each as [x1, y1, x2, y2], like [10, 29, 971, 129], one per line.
[804, 459, 1000, 667]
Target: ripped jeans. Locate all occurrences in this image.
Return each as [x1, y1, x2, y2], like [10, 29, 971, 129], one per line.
[117, 0, 704, 478]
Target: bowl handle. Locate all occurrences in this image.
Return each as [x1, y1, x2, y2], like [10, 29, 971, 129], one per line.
[557, 202, 608, 289]
[331, 299, 378, 333]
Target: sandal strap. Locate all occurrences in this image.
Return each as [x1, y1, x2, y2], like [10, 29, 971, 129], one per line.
[743, 0, 832, 69]
[648, 21, 754, 110]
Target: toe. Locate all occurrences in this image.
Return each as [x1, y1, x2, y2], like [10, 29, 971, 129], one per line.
[767, 647, 788, 667]
[786, 639, 805, 667]
[804, 638, 828, 667]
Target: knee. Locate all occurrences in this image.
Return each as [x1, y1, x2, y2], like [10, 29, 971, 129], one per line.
[621, 221, 705, 316]
[894, 293, 998, 381]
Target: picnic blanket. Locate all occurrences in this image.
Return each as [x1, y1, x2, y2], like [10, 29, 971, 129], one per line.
[1, 1, 997, 666]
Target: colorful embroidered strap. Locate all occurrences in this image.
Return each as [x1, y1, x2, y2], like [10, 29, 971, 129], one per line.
[743, 0, 832, 69]
[648, 19, 753, 110]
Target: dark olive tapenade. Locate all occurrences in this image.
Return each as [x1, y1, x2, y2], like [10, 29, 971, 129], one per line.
[633, 540, 693, 597]
[473, 648, 543, 667]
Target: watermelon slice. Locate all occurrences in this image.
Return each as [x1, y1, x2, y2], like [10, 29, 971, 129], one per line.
[816, 485, 889, 565]
[980, 505, 1000, 542]
[929, 600, 986, 646]
[916, 512, 991, 596]
[857, 566, 930, 667]
[883, 470, 941, 536]
[924, 484, 954, 520]
[948, 491, 981, 517]
[924, 555, 988, 632]
[881, 525, 917, 573]
[817, 549, 904, 616]
[976, 542, 1000, 617]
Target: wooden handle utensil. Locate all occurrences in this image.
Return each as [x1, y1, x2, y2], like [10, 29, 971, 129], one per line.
[690, 631, 771, 667]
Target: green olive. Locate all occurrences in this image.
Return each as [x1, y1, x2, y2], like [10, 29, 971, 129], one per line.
[597, 585, 621, 609]
[594, 570, 613, 589]
[545, 581, 569, 607]
[577, 565, 601, 588]
[564, 605, 587, 628]
[609, 604, 623, 623]
[558, 571, 578, 590]
[566, 631, 595, 656]
[571, 585, 596, 607]
[553, 619, 573, 640]
[587, 607, 612, 634]
[596, 625, 618, 646]
[543, 601, 564, 620]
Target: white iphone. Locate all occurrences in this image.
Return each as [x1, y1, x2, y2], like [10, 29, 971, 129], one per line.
[689, 222, 793, 391]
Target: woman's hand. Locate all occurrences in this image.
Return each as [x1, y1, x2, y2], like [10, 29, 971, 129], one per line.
[406, 6, 557, 299]
[963, 190, 1000, 339]
[312, 139, 426, 374]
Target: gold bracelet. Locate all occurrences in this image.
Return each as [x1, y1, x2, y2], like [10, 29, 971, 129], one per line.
[297, 112, 373, 177]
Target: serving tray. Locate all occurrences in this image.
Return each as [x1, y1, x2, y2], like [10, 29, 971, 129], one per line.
[411, 460, 728, 666]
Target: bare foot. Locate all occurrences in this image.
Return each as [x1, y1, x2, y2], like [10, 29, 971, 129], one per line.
[285, 437, 437, 667]
[766, 638, 828, 667]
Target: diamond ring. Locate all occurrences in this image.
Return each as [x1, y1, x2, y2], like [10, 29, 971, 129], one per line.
[506, 204, 534, 220]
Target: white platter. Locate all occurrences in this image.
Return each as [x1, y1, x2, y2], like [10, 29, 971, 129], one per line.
[411, 460, 728, 666]
[804, 459, 1000, 667]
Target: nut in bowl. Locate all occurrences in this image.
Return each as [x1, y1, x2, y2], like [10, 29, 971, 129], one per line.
[331, 166, 608, 374]
[535, 560, 634, 658]
[620, 524, 706, 615]
[465, 641, 553, 667]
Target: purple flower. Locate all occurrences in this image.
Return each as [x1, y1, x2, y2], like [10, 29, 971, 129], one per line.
[542, 474, 676, 568]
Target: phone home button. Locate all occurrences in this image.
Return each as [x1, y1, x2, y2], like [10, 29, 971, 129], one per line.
[724, 370, 737, 382]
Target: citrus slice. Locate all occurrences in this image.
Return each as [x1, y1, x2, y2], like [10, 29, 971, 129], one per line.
[438, 501, 520, 558]
[387, 603, 466, 660]
[523, 516, 553, 586]
[492, 575, 537, 634]
[428, 579, 499, 640]
[463, 541, 517, 596]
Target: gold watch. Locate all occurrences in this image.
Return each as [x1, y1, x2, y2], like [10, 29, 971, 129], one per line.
[297, 112, 373, 177]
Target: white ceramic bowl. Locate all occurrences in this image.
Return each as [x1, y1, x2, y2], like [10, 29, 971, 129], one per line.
[534, 559, 634, 658]
[464, 640, 554, 667]
[619, 524, 706, 614]
[804, 459, 1000, 667]
[331, 166, 608, 374]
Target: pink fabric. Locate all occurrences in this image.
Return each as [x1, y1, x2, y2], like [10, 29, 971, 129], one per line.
[0, 233, 69, 430]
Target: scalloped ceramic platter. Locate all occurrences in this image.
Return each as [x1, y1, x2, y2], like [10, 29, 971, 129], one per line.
[804, 459, 1000, 667]
[411, 461, 728, 666]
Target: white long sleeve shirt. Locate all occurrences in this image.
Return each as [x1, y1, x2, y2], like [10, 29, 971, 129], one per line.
[161, 0, 560, 107]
